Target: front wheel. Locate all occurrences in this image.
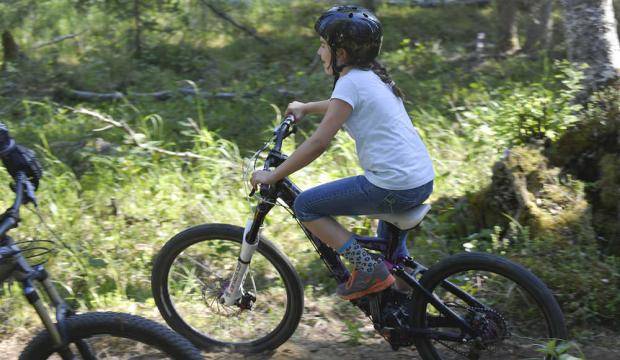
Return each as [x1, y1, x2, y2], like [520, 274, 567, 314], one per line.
[412, 252, 568, 360]
[151, 223, 304, 353]
[20, 312, 203, 359]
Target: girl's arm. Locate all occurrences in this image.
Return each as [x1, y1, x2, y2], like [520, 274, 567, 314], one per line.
[303, 100, 330, 115]
[286, 100, 330, 120]
[252, 99, 351, 187]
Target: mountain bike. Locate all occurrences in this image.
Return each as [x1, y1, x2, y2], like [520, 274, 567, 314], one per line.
[0, 172, 203, 360]
[151, 115, 568, 359]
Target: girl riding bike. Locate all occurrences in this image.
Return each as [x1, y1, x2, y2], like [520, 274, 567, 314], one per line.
[250, 5, 434, 300]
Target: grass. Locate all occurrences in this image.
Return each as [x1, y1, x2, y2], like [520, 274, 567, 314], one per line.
[0, 1, 617, 349]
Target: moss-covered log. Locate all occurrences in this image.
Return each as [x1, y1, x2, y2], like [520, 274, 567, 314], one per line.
[433, 145, 618, 325]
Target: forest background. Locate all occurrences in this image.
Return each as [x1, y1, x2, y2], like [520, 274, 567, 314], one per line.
[0, 0, 619, 358]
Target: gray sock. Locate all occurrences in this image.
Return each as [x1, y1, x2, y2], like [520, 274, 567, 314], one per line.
[337, 236, 377, 273]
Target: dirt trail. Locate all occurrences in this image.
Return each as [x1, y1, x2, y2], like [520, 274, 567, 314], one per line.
[0, 331, 419, 359]
[203, 341, 419, 359]
[202, 315, 420, 359]
[2, 306, 619, 359]
[3, 329, 620, 359]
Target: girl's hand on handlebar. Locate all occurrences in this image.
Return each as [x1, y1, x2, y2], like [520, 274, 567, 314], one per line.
[285, 101, 306, 122]
[250, 170, 278, 190]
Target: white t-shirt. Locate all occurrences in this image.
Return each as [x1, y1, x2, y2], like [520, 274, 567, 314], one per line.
[330, 68, 434, 190]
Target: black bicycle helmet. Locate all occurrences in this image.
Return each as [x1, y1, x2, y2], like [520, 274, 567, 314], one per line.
[315, 5, 383, 78]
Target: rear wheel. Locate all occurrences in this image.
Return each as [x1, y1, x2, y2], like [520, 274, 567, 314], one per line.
[412, 252, 568, 360]
[151, 223, 304, 353]
[20, 312, 203, 359]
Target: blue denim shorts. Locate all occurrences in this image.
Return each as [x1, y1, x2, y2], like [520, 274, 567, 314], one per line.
[293, 176, 433, 259]
[293, 175, 433, 222]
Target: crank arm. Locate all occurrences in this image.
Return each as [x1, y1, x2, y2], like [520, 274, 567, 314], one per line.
[405, 327, 465, 342]
[427, 315, 462, 328]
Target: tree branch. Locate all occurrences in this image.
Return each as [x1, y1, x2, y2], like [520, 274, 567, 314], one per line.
[199, 0, 268, 45]
[33, 32, 84, 49]
[74, 108, 208, 160]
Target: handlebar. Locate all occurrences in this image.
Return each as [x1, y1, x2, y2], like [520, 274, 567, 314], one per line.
[271, 115, 296, 155]
[0, 172, 35, 236]
[249, 115, 297, 197]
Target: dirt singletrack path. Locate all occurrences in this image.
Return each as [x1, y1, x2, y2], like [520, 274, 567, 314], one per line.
[3, 328, 620, 359]
[2, 302, 619, 359]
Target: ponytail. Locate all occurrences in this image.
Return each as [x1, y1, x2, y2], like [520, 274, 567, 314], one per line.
[369, 60, 404, 99]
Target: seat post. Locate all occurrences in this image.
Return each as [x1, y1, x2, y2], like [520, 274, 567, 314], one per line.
[384, 221, 403, 263]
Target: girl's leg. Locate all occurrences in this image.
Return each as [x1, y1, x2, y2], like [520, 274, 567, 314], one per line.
[302, 217, 351, 250]
[295, 176, 432, 256]
[294, 175, 394, 255]
[293, 176, 397, 299]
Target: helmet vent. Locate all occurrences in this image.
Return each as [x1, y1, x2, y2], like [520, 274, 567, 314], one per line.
[363, 13, 368, 17]
[348, 13, 353, 18]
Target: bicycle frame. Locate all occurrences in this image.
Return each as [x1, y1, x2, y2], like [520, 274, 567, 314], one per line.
[222, 117, 483, 340]
[0, 174, 93, 359]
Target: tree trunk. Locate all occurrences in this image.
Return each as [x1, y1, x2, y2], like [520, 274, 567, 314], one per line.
[495, 0, 520, 54]
[133, 0, 142, 58]
[561, 0, 620, 91]
[2, 30, 20, 70]
[522, 0, 554, 54]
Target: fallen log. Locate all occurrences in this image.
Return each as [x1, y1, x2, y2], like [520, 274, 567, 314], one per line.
[66, 90, 124, 101]
[64, 88, 246, 101]
[62, 86, 301, 102]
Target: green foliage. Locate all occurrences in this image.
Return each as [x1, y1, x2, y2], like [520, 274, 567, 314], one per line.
[0, 1, 618, 349]
[342, 318, 364, 345]
[453, 61, 585, 147]
[540, 340, 585, 360]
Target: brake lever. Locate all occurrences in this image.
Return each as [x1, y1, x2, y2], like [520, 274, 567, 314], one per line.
[249, 115, 293, 198]
[24, 179, 37, 207]
[249, 184, 269, 198]
[9, 176, 37, 206]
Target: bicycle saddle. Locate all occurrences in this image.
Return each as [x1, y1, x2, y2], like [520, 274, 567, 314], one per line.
[367, 204, 431, 231]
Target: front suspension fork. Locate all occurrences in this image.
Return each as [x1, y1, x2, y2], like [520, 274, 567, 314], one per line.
[18, 262, 83, 359]
[220, 219, 260, 306]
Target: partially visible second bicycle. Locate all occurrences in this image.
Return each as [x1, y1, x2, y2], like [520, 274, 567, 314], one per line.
[0, 173, 203, 360]
[151, 116, 568, 359]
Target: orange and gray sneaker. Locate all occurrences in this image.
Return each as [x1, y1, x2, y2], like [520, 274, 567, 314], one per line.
[336, 261, 395, 300]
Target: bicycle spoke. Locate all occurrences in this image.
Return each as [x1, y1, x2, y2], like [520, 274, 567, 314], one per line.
[166, 239, 288, 343]
[420, 268, 559, 359]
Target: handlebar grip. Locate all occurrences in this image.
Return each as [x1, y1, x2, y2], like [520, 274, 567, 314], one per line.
[16, 172, 33, 190]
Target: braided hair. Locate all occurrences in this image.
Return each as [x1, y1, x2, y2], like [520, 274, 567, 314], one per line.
[367, 60, 404, 99]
